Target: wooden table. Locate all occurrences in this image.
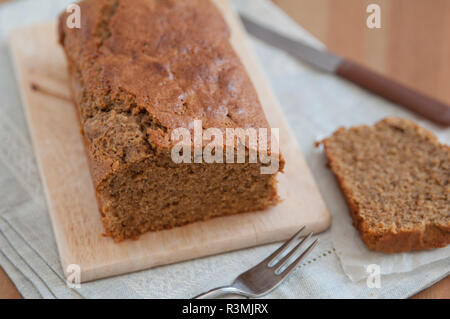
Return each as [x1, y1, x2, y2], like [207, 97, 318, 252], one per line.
[273, 0, 450, 108]
[0, 0, 448, 299]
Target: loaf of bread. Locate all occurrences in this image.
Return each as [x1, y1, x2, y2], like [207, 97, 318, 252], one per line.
[321, 118, 449, 253]
[58, 0, 284, 241]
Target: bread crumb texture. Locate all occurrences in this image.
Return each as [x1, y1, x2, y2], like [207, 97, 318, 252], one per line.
[322, 118, 449, 253]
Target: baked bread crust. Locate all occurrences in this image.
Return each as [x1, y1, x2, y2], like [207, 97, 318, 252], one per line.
[321, 118, 449, 253]
[58, 0, 284, 241]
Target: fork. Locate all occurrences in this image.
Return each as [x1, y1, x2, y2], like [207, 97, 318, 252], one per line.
[193, 226, 318, 299]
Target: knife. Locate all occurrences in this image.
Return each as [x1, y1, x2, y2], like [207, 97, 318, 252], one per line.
[240, 15, 450, 126]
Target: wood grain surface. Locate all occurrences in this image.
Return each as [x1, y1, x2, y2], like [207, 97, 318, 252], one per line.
[0, 268, 22, 299]
[1, 0, 448, 298]
[273, 0, 450, 110]
[411, 276, 450, 299]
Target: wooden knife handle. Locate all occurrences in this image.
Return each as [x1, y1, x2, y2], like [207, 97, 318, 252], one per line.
[336, 59, 450, 126]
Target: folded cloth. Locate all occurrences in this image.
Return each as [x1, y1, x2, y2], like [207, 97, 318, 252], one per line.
[0, 0, 448, 298]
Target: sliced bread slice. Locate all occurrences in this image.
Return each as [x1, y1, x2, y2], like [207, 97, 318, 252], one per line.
[321, 118, 449, 253]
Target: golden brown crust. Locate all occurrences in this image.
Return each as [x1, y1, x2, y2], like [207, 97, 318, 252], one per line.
[58, 0, 276, 186]
[322, 118, 450, 253]
[58, 0, 283, 241]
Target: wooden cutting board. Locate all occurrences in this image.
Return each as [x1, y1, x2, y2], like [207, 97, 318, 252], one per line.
[8, 0, 330, 282]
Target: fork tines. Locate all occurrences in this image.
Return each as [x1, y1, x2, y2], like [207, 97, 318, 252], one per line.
[265, 227, 318, 276]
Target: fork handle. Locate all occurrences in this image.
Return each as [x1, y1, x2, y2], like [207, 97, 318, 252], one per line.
[193, 286, 242, 299]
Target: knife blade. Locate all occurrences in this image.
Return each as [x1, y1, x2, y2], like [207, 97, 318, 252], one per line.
[240, 15, 450, 126]
[240, 15, 342, 73]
